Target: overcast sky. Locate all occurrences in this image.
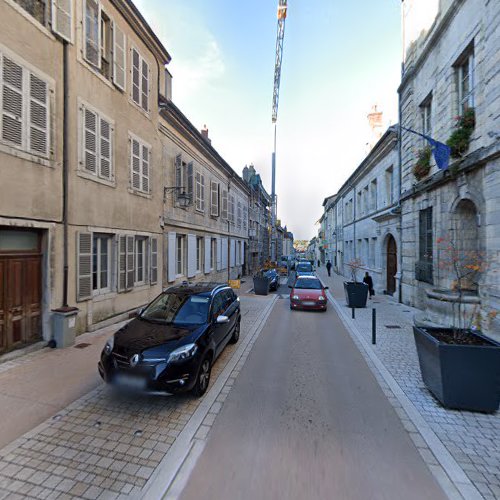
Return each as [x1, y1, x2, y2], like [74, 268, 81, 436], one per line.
[134, 0, 402, 240]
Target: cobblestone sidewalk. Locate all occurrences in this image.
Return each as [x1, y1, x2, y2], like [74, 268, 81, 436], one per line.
[318, 268, 500, 500]
[0, 293, 276, 500]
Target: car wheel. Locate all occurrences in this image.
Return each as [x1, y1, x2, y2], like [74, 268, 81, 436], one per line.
[192, 355, 211, 397]
[229, 319, 240, 344]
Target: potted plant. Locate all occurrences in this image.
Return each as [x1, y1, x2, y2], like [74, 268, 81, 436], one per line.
[446, 108, 475, 158]
[413, 146, 432, 181]
[253, 269, 270, 296]
[413, 235, 500, 412]
[343, 258, 369, 308]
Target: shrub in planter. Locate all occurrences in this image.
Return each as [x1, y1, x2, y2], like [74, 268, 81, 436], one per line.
[413, 146, 432, 181]
[446, 108, 475, 158]
[344, 258, 368, 308]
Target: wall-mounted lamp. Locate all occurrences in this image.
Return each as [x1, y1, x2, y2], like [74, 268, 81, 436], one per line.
[164, 186, 189, 207]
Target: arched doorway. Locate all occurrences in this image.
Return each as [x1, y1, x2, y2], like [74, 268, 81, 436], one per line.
[386, 235, 397, 295]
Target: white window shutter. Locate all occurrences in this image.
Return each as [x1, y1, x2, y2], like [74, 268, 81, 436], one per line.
[230, 239, 236, 267]
[84, 0, 100, 67]
[221, 238, 228, 270]
[141, 144, 149, 193]
[204, 236, 211, 274]
[200, 174, 205, 212]
[130, 137, 141, 189]
[131, 48, 140, 105]
[195, 171, 201, 210]
[210, 181, 219, 216]
[113, 23, 126, 91]
[126, 235, 134, 289]
[83, 107, 97, 173]
[1, 57, 24, 147]
[77, 232, 92, 301]
[216, 237, 222, 271]
[187, 234, 196, 278]
[150, 237, 158, 284]
[167, 232, 176, 282]
[28, 73, 49, 157]
[141, 57, 149, 111]
[52, 0, 72, 43]
[221, 190, 228, 220]
[187, 162, 194, 205]
[118, 235, 126, 292]
[99, 117, 112, 179]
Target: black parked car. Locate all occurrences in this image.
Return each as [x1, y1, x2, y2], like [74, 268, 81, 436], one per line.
[265, 269, 280, 291]
[98, 283, 241, 397]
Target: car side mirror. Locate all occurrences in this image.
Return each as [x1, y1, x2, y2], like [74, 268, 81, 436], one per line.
[136, 306, 145, 317]
[216, 315, 230, 324]
[324, 286, 329, 290]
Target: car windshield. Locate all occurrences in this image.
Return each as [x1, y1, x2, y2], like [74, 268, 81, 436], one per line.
[140, 293, 210, 325]
[296, 263, 313, 272]
[294, 279, 323, 290]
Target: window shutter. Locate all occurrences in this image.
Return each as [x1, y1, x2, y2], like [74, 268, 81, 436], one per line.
[131, 48, 140, 105]
[175, 154, 182, 200]
[141, 58, 149, 111]
[141, 144, 149, 193]
[112, 23, 126, 91]
[195, 171, 201, 210]
[130, 137, 141, 189]
[204, 236, 211, 274]
[83, 107, 97, 173]
[200, 174, 205, 211]
[126, 235, 134, 290]
[210, 181, 219, 216]
[221, 238, 228, 270]
[1, 57, 23, 147]
[118, 235, 126, 292]
[187, 234, 196, 278]
[99, 117, 112, 179]
[84, 0, 100, 67]
[150, 237, 158, 284]
[28, 73, 49, 156]
[77, 232, 92, 301]
[167, 232, 176, 282]
[230, 239, 236, 267]
[216, 237, 222, 271]
[52, 0, 72, 43]
[187, 162, 194, 205]
[221, 189, 228, 220]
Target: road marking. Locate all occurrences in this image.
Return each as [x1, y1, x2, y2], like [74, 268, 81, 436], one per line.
[325, 290, 482, 500]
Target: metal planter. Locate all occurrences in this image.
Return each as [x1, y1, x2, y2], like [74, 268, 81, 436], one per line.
[413, 326, 500, 412]
[343, 282, 368, 308]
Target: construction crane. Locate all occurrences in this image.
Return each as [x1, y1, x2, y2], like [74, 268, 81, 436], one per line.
[270, 0, 287, 262]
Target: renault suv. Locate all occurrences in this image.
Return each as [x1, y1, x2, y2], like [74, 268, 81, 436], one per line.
[98, 283, 241, 397]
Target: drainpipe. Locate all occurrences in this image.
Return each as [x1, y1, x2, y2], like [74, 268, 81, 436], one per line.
[62, 40, 69, 308]
[227, 175, 233, 281]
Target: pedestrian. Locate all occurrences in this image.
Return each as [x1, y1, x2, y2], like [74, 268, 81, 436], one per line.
[317, 259, 321, 268]
[326, 260, 332, 277]
[363, 271, 375, 298]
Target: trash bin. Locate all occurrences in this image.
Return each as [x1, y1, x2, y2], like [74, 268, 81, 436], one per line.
[52, 307, 79, 348]
[253, 276, 270, 295]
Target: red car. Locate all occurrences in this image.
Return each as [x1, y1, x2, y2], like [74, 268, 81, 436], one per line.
[289, 276, 329, 311]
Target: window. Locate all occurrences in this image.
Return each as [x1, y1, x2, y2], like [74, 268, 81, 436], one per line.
[129, 134, 150, 193]
[100, 12, 111, 79]
[357, 191, 362, 217]
[370, 238, 376, 267]
[221, 189, 228, 220]
[416, 207, 433, 283]
[131, 47, 149, 112]
[237, 201, 242, 229]
[15, 0, 47, 25]
[135, 237, 147, 285]
[229, 194, 235, 224]
[84, 0, 100, 67]
[176, 235, 185, 276]
[195, 171, 205, 212]
[196, 237, 203, 272]
[363, 187, 369, 215]
[211, 238, 217, 270]
[242, 206, 248, 231]
[385, 167, 393, 205]
[92, 234, 111, 294]
[0, 54, 50, 157]
[455, 46, 474, 116]
[174, 155, 193, 206]
[80, 103, 113, 180]
[420, 94, 432, 139]
[370, 179, 377, 211]
[210, 181, 219, 216]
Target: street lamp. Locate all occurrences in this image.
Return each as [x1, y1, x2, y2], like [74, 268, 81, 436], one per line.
[164, 186, 189, 208]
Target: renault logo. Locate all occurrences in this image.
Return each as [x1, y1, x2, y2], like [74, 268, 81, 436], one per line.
[130, 354, 140, 367]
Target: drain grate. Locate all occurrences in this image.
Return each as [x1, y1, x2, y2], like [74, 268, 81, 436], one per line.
[385, 325, 401, 329]
[74, 343, 91, 349]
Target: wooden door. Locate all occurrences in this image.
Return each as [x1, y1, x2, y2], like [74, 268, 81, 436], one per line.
[386, 236, 397, 295]
[0, 256, 42, 354]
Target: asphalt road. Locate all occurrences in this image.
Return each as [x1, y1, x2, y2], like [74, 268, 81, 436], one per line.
[179, 287, 448, 500]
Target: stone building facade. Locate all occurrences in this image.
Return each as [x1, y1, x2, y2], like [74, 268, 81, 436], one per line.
[400, 0, 500, 336]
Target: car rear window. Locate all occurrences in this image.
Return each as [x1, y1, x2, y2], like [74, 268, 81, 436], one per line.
[296, 263, 312, 272]
[294, 279, 322, 290]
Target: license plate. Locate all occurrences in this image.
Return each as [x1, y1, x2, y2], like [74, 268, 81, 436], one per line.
[114, 373, 147, 390]
[303, 301, 315, 306]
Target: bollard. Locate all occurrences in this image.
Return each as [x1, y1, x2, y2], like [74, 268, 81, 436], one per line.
[372, 308, 376, 345]
[352, 307, 355, 319]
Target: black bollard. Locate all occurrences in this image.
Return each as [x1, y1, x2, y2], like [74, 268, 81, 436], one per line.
[352, 307, 355, 319]
[372, 308, 376, 344]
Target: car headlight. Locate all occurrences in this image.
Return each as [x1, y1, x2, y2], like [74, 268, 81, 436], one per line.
[169, 343, 198, 362]
[318, 296, 326, 301]
[104, 336, 114, 355]
[292, 295, 300, 300]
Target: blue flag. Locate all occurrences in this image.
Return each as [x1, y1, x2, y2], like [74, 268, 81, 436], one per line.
[401, 126, 451, 170]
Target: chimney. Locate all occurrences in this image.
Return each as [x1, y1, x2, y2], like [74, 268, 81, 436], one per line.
[201, 125, 211, 144]
[367, 105, 383, 151]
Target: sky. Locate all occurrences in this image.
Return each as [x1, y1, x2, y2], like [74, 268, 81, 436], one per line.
[133, 0, 402, 240]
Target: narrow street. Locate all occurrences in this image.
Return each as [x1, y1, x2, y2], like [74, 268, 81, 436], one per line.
[179, 286, 447, 500]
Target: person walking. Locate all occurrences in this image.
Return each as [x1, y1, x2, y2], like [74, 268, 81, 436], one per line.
[317, 259, 321, 268]
[363, 272, 375, 299]
[326, 260, 332, 277]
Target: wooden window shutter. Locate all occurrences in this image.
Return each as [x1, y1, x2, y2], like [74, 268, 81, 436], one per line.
[83, 107, 97, 173]
[200, 174, 205, 211]
[210, 181, 219, 216]
[204, 236, 211, 274]
[216, 237, 222, 271]
[175, 154, 182, 200]
[131, 48, 140, 105]
[150, 237, 158, 284]
[167, 232, 176, 282]
[52, 0, 73, 43]
[187, 162, 194, 205]
[195, 171, 201, 210]
[230, 239, 236, 267]
[221, 189, 228, 220]
[99, 117, 112, 179]
[118, 235, 126, 292]
[28, 73, 49, 157]
[221, 238, 228, 270]
[84, 0, 101, 67]
[1, 56, 24, 147]
[141, 58, 149, 111]
[77, 232, 92, 301]
[141, 144, 149, 193]
[187, 234, 196, 278]
[112, 23, 126, 91]
[130, 137, 141, 189]
[126, 235, 134, 290]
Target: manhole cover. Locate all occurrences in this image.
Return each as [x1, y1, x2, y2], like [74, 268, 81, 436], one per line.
[74, 343, 91, 349]
[385, 325, 401, 329]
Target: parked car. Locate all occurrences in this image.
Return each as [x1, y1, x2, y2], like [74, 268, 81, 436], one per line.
[265, 269, 280, 291]
[98, 283, 241, 397]
[295, 261, 315, 277]
[289, 276, 328, 311]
